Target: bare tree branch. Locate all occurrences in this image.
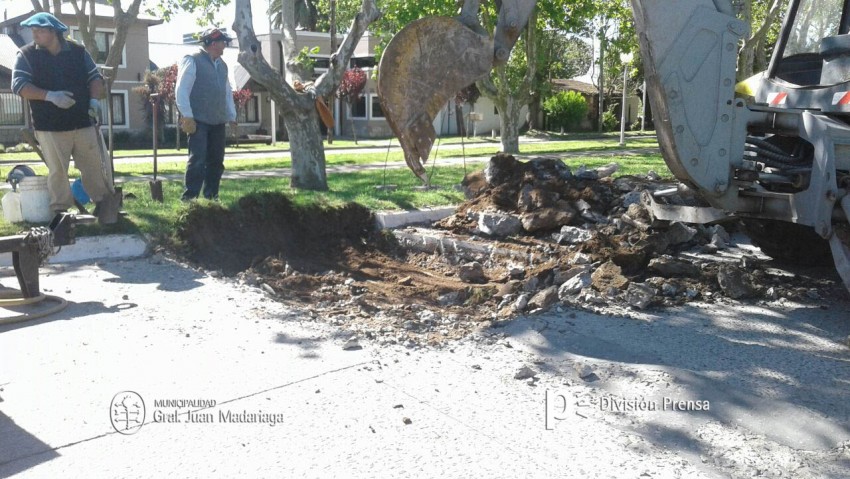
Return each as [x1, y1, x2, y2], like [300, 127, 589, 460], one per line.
[233, 0, 303, 107]
[313, 0, 380, 97]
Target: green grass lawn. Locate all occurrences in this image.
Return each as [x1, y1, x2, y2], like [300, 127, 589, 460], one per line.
[0, 133, 657, 163]
[0, 135, 668, 239]
[0, 136, 660, 179]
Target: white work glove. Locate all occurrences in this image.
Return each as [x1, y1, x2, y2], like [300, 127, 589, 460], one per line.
[180, 117, 197, 135]
[88, 99, 102, 122]
[45, 90, 76, 109]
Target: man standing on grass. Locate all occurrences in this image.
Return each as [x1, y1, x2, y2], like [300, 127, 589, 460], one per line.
[11, 12, 115, 222]
[175, 28, 238, 201]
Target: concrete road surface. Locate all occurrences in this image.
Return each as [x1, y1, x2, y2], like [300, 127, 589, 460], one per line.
[1, 254, 849, 478]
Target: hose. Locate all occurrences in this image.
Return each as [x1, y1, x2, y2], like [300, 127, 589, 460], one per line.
[0, 289, 68, 325]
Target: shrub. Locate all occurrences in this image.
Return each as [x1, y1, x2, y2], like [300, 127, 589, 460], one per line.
[601, 105, 619, 132]
[543, 90, 588, 132]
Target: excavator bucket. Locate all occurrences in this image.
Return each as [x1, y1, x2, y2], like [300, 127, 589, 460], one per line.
[630, 0, 749, 209]
[378, 17, 493, 183]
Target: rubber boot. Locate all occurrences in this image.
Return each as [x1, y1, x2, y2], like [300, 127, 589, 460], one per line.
[95, 189, 122, 225]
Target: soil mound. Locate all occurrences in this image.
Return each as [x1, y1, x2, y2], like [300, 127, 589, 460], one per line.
[176, 192, 375, 274]
[167, 156, 845, 347]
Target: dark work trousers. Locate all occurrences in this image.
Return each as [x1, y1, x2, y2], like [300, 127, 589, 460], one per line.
[183, 121, 226, 200]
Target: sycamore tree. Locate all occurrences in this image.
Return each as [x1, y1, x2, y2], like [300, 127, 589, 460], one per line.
[233, 0, 381, 190]
[736, 0, 788, 79]
[475, 1, 602, 152]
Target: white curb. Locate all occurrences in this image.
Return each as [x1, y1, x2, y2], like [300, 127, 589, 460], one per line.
[0, 234, 148, 267]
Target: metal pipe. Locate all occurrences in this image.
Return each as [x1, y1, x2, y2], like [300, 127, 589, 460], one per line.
[652, 187, 679, 198]
[757, 172, 794, 184]
[767, 0, 801, 79]
[641, 80, 646, 132]
[151, 93, 159, 181]
[842, 194, 850, 220]
[619, 53, 632, 146]
[101, 66, 115, 182]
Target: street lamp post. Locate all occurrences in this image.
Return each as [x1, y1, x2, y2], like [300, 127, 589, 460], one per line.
[641, 79, 647, 132]
[619, 53, 633, 147]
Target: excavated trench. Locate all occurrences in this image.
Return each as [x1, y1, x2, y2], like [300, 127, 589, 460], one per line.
[171, 155, 847, 346]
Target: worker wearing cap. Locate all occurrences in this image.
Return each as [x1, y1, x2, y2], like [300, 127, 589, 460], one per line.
[11, 12, 113, 216]
[175, 27, 237, 201]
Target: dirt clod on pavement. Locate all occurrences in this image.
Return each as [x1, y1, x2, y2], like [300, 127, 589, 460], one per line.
[169, 156, 845, 346]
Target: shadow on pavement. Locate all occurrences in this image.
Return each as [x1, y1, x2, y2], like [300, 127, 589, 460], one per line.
[0, 412, 59, 479]
[505, 297, 850, 456]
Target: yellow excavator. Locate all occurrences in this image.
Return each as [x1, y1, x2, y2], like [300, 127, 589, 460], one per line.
[378, 0, 850, 292]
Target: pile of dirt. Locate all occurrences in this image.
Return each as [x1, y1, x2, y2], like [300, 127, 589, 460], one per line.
[169, 157, 845, 347]
[175, 192, 504, 346]
[176, 193, 375, 275]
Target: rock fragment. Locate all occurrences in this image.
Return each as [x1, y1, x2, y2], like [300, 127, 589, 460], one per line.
[555, 225, 594, 245]
[577, 364, 594, 379]
[665, 222, 698, 246]
[458, 262, 487, 284]
[717, 264, 757, 299]
[478, 212, 522, 237]
[648, 256, 701, 278]
[591, 261, 630, 291]
[520, 207, 576, 233]
[558, 272, 591, 298]
[514, 366, 537, 380]
[528, 287, 559, 310]
[626, 283, 656, 309]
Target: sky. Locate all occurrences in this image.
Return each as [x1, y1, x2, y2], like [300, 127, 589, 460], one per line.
[147, 0, 273, 43]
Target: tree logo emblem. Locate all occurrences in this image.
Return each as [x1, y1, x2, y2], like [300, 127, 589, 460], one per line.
[110, 391, 146, 435]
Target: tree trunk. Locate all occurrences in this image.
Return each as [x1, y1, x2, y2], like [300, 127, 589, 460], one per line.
[527, 92, 541, 131]
[233, 0, 379, 191]
[65, 0, 143, 90]
[476, 8, 536, 154]
[500, 96, 521, 153]
[285, 107, 328, 190]
[454, 102, 466, 137]
[737, 0, 783, 81]
[597, 36, 606, 132]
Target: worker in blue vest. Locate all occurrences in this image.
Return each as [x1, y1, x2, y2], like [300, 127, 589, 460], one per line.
[11, 12, 114, 218]
[175, 28, 238, 201]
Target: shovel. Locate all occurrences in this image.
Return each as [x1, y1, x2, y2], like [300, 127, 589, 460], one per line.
[95, 67, 123, 225]
[149, 93, 164, 202]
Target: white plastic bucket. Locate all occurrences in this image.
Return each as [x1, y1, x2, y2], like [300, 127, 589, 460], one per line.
[2, 191, 23, 223]
[18, 176, 53, 223]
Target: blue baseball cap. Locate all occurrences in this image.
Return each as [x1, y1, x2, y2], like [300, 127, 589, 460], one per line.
[21, 12, 68, 33]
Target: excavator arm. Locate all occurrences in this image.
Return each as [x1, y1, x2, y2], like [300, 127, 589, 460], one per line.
[379, 0, 850, 292]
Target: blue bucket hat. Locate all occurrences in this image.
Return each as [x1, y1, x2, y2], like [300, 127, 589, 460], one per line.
[21, 12, 68, 33]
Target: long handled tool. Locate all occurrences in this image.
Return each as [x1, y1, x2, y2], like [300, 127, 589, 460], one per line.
[95, 67, 122, 224]
[149, 93, 163, 202]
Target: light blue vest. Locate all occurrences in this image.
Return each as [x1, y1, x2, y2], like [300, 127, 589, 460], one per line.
[188, 50, 229, 125]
